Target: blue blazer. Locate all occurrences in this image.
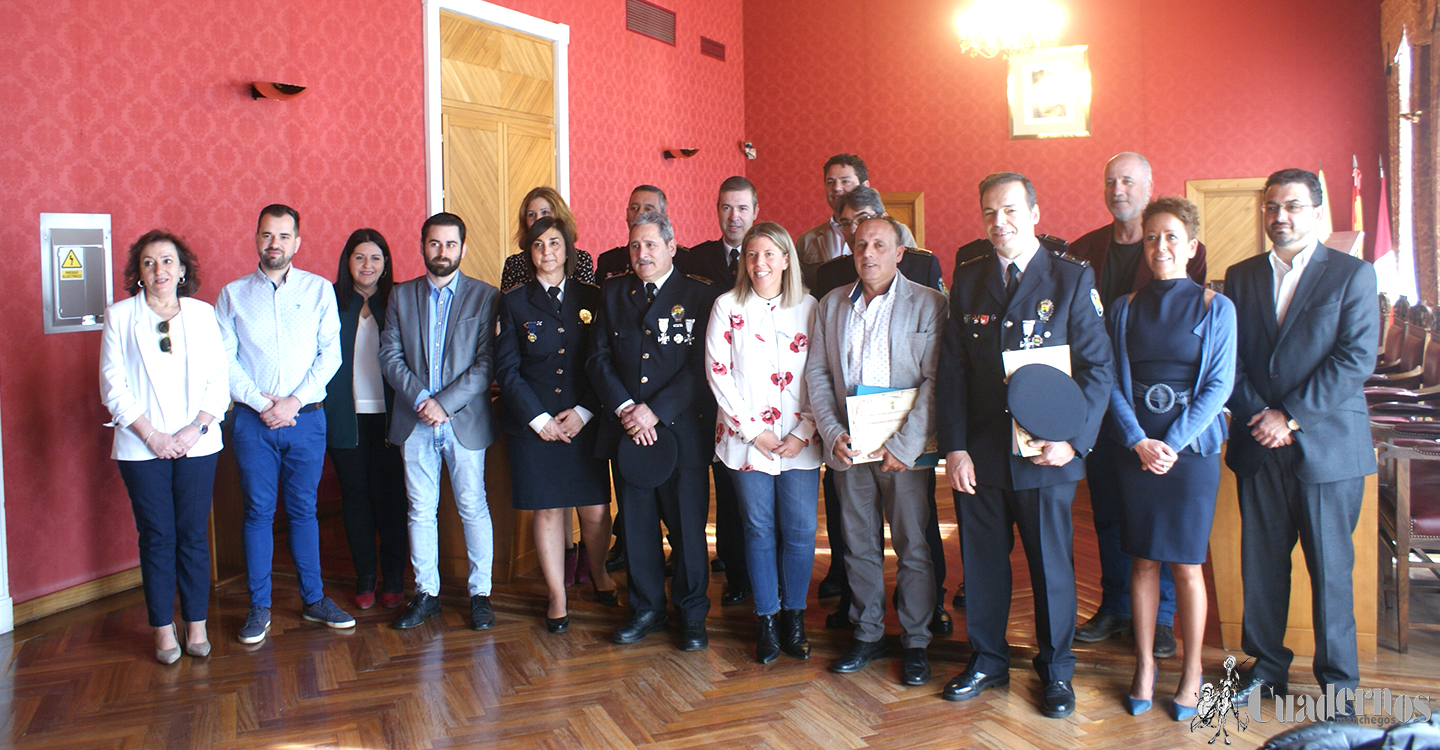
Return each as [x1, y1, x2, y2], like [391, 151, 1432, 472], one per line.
[1103, 283, 1236, 456]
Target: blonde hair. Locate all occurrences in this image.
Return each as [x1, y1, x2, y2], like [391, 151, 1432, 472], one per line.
[514, 186, 580, 248]
[733, 222, 807, 307]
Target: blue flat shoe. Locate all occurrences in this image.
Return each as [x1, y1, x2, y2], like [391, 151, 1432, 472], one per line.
[1171, 701, 1197, 721]
[1127, 696, 1152, 715]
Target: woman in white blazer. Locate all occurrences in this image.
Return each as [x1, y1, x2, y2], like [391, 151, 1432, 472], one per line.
[100, 230, 229, 664]
[704, 222, 821, 664]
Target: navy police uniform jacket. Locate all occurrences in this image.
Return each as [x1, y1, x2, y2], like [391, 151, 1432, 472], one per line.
[812, 247, 945, 300]
[586, 271, 720, 469]
[494, 279, 603, 439]
[936, 248, 1114, 490]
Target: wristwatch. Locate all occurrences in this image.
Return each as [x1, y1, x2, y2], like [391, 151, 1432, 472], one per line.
[191, 419, 209, 435]
[1280, 410, 1299, 431]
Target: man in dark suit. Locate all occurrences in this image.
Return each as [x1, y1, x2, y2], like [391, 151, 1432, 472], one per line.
[686, 175, 757, 606]
[811, 187, 954, 637]
[379, 212, 501, 631]
[588, 210, 719, 651]
[1223, 168, 1378, 706]
[594, 185, 694, 281]
[1067, 152, 1205, 656]
[936, 173, 1113, 718]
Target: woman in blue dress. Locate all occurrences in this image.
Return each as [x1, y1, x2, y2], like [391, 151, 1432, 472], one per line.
[1105, 197, 1235, 720]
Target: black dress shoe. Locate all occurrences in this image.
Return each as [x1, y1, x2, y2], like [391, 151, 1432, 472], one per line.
[777, 609, 810, 659]
[1041, 680, 1076, 718]
[545, 615, 570, 633]
[678, 621, 708, 651]
[929, 605, 953, 635]
[710, 557, 727, 573]
[901, 648, 931, 685]
[952, 583, 965, 609]
[1233, 675, 1287, 704]
[830, 639, 886, 673]
[1073, 611, 1131, 642]
[612, 610, 667, 644]
[592, 584, 619, 607]
[942, 667, 1010, 701]
[604, 543, 626, 573]
[817, 574, 844, 599]
[470, 595, 495, 630]
[393, 592, 441, 629]
[1153, 624, 1177, 658]
[755, 614, 779, 664]
[721, 585, 750, 606]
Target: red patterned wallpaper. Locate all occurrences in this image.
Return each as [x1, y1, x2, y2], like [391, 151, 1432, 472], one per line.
[0, 0, 744, 603]
[743, 0, 1388, 279]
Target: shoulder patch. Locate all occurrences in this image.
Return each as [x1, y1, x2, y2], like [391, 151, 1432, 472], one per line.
[686, 273, 714, 285]
[1090, 288, 1104, 317]
[905, 246, 934, 256]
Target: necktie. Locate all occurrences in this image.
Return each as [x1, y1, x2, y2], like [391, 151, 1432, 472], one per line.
[728, 248, 739, 276]
[645, 282, 657, 306]
[1005, 262, 1020, 301]
[547, 285, 562, 313]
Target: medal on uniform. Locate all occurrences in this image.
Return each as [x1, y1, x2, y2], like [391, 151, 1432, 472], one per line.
[579, 309, 592, 324]
[683, 318, 696, 345]
[1020, 320, 1038, 349]
[1037, 299, 1054, 322]
[671, 304, 685, 322]
[964, 314, 973, 324]
[524, 320, 541, 342]
[978, 315, 990, 325]
[657, 317, 670, 345]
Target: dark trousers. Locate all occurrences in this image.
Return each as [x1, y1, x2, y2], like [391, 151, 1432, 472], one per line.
[1238, 445, 1364, 692]
[712, 461, 749, 588]
[828, 467, 947, 599]
[1085, 441, 1176, 624]
[328, 413, 408, 594]
[960, 482, 1078, 681]
[621, 466, 711, 622]
[117, 454, 219, 627]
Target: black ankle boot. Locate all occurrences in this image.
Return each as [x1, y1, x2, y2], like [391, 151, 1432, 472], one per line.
[756, 614, 780, 664]
[778, 608, 810, 659]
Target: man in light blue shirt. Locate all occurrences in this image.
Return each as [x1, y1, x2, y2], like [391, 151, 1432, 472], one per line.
[380, 212, 501, 631]
[216, 204, 354, 645]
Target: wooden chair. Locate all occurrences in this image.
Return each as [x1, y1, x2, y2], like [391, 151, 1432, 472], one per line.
[1372, 426, 1440, 652]
[1377, 294, 1392, 356]
[1376, 297, 1410, 372]
[1367, 302, 1429, 387]
[1369, 308, 1440, 416]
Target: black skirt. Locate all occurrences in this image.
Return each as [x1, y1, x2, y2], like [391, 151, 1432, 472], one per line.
[1114, 400, 1220, 565]
[506, 421, 610, 511]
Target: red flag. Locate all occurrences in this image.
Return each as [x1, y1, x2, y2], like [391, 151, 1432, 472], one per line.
[1374, 160, 1392, 264]
[1352, 155, 1364, 232]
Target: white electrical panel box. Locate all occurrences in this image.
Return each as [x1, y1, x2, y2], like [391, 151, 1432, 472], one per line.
[40, 213, 113, 334]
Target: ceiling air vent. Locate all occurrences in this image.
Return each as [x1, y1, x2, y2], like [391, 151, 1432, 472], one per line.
[700, 36, 725, 61]
[627, 0, 676, 46]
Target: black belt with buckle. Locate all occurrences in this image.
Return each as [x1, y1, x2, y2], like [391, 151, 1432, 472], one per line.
[1133, 382, 1192, 414]
[238, 401, 322, 414]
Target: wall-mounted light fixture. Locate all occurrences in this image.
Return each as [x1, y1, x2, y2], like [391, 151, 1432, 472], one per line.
[740, 141, 756, 160]
[250, 82, 308, 101]
[955, 0, 1063, 58]
[663, 148, 698, 159]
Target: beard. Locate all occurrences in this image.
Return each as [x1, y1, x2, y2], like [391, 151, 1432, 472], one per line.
[261, 252, 291, 271]
[425, 256, 458, 277]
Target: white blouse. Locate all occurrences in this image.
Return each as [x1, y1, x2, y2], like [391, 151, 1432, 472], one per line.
[705, 290, 821, 475]
[352, 311, 385, 414]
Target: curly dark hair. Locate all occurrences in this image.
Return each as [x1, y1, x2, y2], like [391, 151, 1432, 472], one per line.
[123, 229, 200, 297]
[522, 216, 578, 279]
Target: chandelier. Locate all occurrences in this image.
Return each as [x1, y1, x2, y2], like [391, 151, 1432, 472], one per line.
[955, 0, 1065, 58]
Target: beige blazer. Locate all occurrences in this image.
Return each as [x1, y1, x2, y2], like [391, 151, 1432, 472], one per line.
[803, 274, 946, 470]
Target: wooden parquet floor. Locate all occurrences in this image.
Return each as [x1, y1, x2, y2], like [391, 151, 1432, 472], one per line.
[6, 476, 1439, 749]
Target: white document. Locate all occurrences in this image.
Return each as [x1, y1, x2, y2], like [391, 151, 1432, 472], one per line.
[1001, 345, 1071, 457]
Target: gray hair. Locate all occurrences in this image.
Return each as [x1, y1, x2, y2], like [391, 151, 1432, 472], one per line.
[632, 184, 668, 213]
[842, 186, 887, 216]
[631, 210, 674, 243]
[1110, 152, 1153, 180]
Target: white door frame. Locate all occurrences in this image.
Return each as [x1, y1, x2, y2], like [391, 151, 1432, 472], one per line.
[0, 388, 13, 634]
[422, 0, 570, 214]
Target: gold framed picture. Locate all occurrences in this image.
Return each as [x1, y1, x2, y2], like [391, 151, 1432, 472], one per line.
[1008, 45, 1091, 139]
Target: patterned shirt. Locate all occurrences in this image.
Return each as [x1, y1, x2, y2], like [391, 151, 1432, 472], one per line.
[216, 266, 341, 412]
[845, 276, 898, 390]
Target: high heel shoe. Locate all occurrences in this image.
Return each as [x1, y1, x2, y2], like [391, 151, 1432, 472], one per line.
[546, 614, 570, 633]
[156, 623, 181, 665]
[1171, 701, 1197, 721]
[183, 622, 211, 658]
[592, 581, 619, 606]
[1127, 666, 1157, 715]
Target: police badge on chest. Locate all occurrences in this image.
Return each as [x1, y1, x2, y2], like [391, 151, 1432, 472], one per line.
[658, 304, 695, 345]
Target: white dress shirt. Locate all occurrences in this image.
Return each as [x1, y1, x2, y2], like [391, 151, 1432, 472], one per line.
[845, 276, 899, 390]
[352, 312, 385, 414]
[997, 241, 1041, 287]
[1270, 239, 1319, 324]
[827, 218, 847, 260]
[705, 290, 821, 474]
[216, 266, 342, 413]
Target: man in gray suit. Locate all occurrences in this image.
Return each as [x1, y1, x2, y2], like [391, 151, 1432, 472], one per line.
[380, 211, 501, 631]
[805, 216, 947, 687]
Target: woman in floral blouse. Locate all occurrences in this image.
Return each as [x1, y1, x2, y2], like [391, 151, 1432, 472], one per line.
[705, 222, 822, 664]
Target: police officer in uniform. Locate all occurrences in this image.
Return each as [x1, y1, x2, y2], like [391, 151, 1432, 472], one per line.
[587, 210, 720, 652]
[936, 173, 1113, 718]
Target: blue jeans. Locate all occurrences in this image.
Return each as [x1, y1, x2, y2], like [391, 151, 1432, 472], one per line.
[117, 454, 218, 626]
[402, 421, 492, 597]
[232, 406, 327, 608]
[728, 467, 819, 615]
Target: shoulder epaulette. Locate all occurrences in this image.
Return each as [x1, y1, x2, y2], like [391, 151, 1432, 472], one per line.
[605, 269, 633, 280]
[905, 247, 934, 256]
[959, 254, 987, 266]
[1051, 251, 1089, 268]
[1038, 233, 1068, 246]
[575, 279, 600, 289]
[686, 273, 713, 285]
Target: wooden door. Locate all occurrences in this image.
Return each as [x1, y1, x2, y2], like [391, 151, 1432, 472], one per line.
[1186, 177, 1268, 282]
[440, 10, 556, 287]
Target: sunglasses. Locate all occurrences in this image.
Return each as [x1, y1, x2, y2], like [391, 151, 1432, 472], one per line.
[158, 320, 172, 353]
